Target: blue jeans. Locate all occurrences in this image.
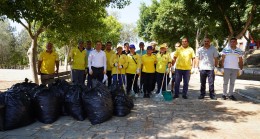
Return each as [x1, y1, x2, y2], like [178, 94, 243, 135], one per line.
[112, 74, 126, 85]
[200, 70, 215, 96]
[72, 69, 85, 85]
[174, 69, 190, 96]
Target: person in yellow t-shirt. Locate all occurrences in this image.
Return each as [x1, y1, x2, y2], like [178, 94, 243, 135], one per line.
[172, 38, 195, 99]
[38, 42, 59, 84]
[68, 40, 86, 85]
[104, 41, 115, 87]
[142, 46, 157, 98]
[110, 44, 128, 85]
[126, 44, 141, 95]
[155, 43, 172, 94]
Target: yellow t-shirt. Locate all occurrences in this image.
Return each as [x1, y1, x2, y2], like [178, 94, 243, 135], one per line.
[105, 50, 115, 71]
[39, 51, 59, 74]
[156, 52, 172, 73]
[126, 53, 141, 74]
[174, 46, 195, 70]
[110, 53, 128, 75]
[142, 54, 156, 73]
[70, 48, 86, 70]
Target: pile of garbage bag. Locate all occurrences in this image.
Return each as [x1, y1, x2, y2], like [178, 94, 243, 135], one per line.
[0, 78, 134, 131]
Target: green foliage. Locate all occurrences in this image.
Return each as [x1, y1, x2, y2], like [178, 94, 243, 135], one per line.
[0, 20, 29, 68]
[138, 0, 259, 48]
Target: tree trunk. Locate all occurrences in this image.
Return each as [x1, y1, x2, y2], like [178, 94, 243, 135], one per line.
[27, 37, 39, 84]
[64, 45, 69, 71]
[195, 28, 201, 53]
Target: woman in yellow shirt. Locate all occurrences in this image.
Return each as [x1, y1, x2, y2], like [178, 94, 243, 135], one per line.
[141, 46, 157, 98]
[110, 45, 128, 85]
[155, 44, 172, 94]
[126, 44, 141, 95]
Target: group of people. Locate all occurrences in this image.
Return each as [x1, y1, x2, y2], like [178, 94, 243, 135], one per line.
[37, 37, 243, 101]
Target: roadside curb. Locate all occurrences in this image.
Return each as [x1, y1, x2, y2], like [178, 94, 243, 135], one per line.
[236, 89, 260, 103]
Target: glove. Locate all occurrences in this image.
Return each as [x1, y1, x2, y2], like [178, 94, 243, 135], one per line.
[194, 68, 199, 74]
[171, 66, 175, 73]
[166, 68, 170, 74]
[119, 65, 123, 69]
[89, 69, 93, 75]
[214, 67, 218, 74]
[220, 68, 224, 74]
[114, 63, 118, 67]
[136, 68, 140, 74]
[191, 68, 195, 74]
[237, 69, 243, 76]
[102, 74, 108, 83]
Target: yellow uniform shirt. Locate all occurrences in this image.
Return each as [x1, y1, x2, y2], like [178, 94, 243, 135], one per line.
[156, 52, 172, 73]
[126, 53, 141, 74]
[141, 54, 156, 73]
[70, 47, 86, 70]
[105, 50, 115, 71]
[110, 53, 128, 75]
[39, 51, 59, 74]
[174, 46, 195, 70]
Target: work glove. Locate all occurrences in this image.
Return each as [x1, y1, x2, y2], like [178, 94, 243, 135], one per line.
[194, 68, 199, 74]
[214, 67, 218, 74]
[237, 69, 243, 76]
[102, 74, 108, 83]
[136, 68, 140, 74]
[171, 66, 175, 73]
[89, 69, 93, 75]
[220, 68, 224, 74]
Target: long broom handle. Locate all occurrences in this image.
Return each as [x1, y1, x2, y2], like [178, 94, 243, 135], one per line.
[131, 73, 137, 90]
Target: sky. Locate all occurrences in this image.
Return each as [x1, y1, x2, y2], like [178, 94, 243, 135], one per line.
[10, 0, 152, 33]
[107, 0, 152, 24]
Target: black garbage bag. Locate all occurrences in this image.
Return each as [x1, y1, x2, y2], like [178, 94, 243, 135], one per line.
[110, 83, 134, 117]
[82, 80, 113, 125]
[3, 89, 35, 130]
[64, 85, 85, 121]
[10, 78, 38, 93]
[31, 85, 61, 124]
[49, 79, 70, 116]
[0, 105, 5, 131]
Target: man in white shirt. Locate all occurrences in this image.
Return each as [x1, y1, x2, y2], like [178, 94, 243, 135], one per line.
[88, 41, 107, 84]
[221, 38, 243, 101]
[196, 37, 219, 100]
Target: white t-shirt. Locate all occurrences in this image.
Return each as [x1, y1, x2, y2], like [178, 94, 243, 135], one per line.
[222, 46, 243, 69]
[196, 46, 218, 70]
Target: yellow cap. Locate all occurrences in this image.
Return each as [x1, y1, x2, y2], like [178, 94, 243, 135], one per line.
[160, 43, 167, 48]
[117, 44, 123, 48]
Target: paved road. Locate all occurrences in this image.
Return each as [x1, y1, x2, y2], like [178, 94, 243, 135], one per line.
[0, 72, 260, 139]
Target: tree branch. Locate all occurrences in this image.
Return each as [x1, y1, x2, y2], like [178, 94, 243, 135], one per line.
[217, 3, 234, 37]
[236, 4, 256, 39]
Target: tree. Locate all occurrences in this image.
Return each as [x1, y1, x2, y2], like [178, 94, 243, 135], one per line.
[184, 0, 259, 42]
[137, 0, 160, 42]
[120, 23, 138, 44]
[0, 0, 130, 84]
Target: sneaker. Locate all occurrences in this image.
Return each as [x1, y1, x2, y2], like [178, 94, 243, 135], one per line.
[210, 95, 217, 100]
[198, 95, 205, 99]
[228, 95, 237, 101]
[222, 95, 227, 100]
[173, 95, 179, 99]
[182, 95, 188, 99]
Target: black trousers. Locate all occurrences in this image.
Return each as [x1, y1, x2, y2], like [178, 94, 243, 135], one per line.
[91, 66, 104, 83]
[143, 72, 155, 95]
[126, 73, 139, 94]
[106, 70, 112, 87]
